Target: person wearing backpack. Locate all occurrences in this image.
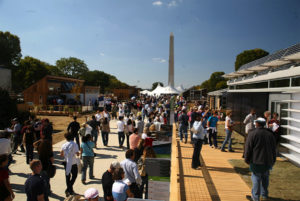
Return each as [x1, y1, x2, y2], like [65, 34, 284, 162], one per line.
[178, 109, 189, 143]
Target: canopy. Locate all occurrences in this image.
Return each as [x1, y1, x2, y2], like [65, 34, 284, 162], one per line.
[155, 85, 179, 95]
[176, 85, 185, 93]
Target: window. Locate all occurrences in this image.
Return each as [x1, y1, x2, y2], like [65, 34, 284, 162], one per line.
[236, 82, 268, 89]
[270, 79, 290, 88]
[292, 77, 300, 86]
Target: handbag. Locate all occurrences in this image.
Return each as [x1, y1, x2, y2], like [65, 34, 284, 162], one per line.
[137, 158, 146, 177]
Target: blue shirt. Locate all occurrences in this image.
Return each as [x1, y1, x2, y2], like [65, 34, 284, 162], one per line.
[80, 141, 95, 157]
[208, 116, 218, 127]
[112, 180, 129, 201]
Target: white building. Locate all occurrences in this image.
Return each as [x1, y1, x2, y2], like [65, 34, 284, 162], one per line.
[224, 43, 300, 166]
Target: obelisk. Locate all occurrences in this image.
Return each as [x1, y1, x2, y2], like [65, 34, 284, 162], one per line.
[168, 32, 174, 87]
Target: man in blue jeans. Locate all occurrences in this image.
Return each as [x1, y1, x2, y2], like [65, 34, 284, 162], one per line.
[244, 117, 276, 201]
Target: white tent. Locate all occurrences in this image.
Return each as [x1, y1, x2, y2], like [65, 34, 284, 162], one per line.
[140, 90, 150, 95]
[176, 85, 185, 93]
[158, 85, 180, 95]
[151, 84, 164, 95]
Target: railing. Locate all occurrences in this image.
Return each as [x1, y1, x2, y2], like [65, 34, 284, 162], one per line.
[29, 105, 94, 115]
[170, 123, 179, 201]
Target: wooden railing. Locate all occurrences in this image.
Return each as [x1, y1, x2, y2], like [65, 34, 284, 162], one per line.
[170, 123, 179, 201]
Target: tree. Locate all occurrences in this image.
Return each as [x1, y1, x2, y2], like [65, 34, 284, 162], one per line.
[12, 56, 50, 92]
[200, 71, 227, 92]
[56, 57, 89, 79]
[151, 82, 164, 90]
[0, 31, 22, 67]
[0, 88, 17, 129]
[235, 48, 269, 71]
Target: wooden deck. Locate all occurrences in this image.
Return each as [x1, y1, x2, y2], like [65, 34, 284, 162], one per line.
[170, 126, 250, 201]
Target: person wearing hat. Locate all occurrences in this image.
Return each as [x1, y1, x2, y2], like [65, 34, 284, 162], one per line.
[102, 161, 121, 201]
[84, 188, 99, 201]
[244, 117, 276, 201]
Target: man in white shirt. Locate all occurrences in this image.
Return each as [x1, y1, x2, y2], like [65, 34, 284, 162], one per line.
[0, 131, 13, 168]
[120, 149, 142, 198]
[117, 116, 125, 147]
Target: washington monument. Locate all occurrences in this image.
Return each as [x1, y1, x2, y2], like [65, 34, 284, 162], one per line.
[168, 32, 174, 87]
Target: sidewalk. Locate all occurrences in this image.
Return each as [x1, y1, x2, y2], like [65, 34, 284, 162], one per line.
[9, 119, 125, 201]
[174, 133, 250, 201]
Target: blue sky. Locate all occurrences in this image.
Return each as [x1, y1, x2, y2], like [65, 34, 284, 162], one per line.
[0, 0, 299, 89]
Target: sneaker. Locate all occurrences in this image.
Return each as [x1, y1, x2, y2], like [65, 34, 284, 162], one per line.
[65, 190, 70, 197]
[246, 195, 254, 201]
[81, 180, 86, 185]
[221, 149, 227, 152]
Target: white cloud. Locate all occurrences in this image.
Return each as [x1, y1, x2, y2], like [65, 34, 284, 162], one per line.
[168, 1, 177, 7]
[100, 53, 105, 56]
[152, 58, 167, 63]
[152, 1, 163, 6]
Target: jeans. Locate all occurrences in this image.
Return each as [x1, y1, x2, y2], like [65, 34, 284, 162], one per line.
[65, 164, 78, 193]
[221, 129, 232, 150]
[179, 124, 188, 141]
[140, 175, 149, 199]
[118, 132, 125, 146]
[91, 130, 98, 145]
[251, 171, 269, 201]
[25, 144, 34, 164]
[81, 156, 94, 181]
[101, 131, 109, 146]
[192, 139, 203, 168]
[208, 129, 218, 148]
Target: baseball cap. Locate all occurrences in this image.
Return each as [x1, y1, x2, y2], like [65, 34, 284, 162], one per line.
[84, 188, 99, 199]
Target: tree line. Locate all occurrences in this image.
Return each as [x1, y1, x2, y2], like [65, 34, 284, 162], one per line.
[0, 31, 129, 93]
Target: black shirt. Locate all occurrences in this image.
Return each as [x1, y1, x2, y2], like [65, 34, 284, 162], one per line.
[67, 121, 80, 137]
[25, 174, 49, 201]
[102, 170, 113, 200]
[87, 120, 99, 131]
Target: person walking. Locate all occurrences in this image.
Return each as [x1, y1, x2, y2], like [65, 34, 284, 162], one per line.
[178, 109, 189, 143]
[25, 160, 48, 201]
[220, 110, 235, 152]
[135, 116, 144, 135]
[80, 134, 95, 184]
[11, 118, 24, 153]
[244, 118, 276, 201]
[61, 133, 79, 197]
[87, 116, 99, 148]
[120, 149, 142, 198]
[207, 111, 219, 149]
[191, 114, 205, 169]
[243, 109, 256, 156]
[126, 119, 134, 149]
[100, 117, 110, 146]
[22, 125, 35, 164]
[40, 119, 53, 143]
[102, 161, 121, 201]
[67, 116, 81, 149]
[117, 116, 125, 148]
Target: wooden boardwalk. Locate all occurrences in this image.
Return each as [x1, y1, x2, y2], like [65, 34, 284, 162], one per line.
[170, 127, 250, 201]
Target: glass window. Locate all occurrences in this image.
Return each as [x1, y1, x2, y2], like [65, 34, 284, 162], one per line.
[270, 79, 290, 88]
[292, 77, 300, 86]
[236, 82, 268, 89]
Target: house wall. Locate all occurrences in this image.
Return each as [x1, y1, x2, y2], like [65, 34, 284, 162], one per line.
[23, 77, 48, 105]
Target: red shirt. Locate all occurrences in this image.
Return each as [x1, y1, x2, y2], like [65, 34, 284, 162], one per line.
[145, 137, 154, 147]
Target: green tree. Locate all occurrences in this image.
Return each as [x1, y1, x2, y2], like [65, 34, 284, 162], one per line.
[200, 71, 227, 92]
[0, 31, 22, 67]
[151, 82, 164, 90]
[46, 65, 64, 76]
[56, 57, 89, 79]
[13, 56, 50, 91]
[235, 48, 269, 71]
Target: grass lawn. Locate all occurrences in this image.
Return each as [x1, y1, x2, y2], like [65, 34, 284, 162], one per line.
[218, 124, 300, 200]
[156, 154, 171, 158]
[148, 176, 170, 182]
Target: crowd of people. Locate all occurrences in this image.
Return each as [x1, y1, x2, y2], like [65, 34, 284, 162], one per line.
[0, 94, 281, 201]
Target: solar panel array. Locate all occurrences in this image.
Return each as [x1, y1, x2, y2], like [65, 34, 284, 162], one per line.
[238, 43, 300, 72]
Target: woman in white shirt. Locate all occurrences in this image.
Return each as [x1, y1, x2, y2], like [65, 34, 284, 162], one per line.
[220, 110, 234, 152]
[191, 114, 205, 169]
